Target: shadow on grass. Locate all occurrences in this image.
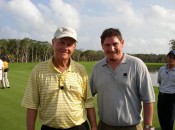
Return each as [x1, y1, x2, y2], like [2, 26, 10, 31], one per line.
[155, 127, 161, 130]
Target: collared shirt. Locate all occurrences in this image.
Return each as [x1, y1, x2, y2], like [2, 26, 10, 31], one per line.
[0, 59, 4, 69]
[158, 65, 175, 94]
[0, 59, 4, 80]
[90, 53, 155, 126]
[21, 58, 94, 128]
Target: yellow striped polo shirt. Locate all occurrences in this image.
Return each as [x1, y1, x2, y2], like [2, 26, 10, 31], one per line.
[21, 58, 94, 128]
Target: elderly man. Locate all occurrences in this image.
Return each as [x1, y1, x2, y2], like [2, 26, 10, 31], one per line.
[22, 26, 97, 130]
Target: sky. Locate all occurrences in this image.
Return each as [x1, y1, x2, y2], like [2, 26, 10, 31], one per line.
[0, 0, 175, 54]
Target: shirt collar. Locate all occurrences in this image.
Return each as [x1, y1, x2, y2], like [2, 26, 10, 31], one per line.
[102, 53, 128, 66]
[165, 64, 175, 71]
[48, 57, 75, 73]
[121, 53, 127, 64]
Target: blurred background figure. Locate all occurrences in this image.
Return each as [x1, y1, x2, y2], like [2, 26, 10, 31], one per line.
[2, 56, 10, 88]
[157, 50, 175, 130]
[0, 56, 4, 89]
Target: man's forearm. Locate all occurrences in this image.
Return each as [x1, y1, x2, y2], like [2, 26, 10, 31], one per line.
[143, 103, 154, 126]
[87, 107, 97, 130]
[26, 108, 38, 130]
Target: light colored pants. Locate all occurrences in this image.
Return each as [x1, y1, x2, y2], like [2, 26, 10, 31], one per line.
[2, 72, 10, 87]
[98, 121, 143, 130]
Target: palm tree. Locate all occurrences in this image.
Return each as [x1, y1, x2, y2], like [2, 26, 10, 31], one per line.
[169, 39, 175, 50]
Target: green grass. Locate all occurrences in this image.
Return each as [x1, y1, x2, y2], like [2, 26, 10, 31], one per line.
[146, 63, 165, 69]
[0, 62, 163, 130]
[145, 63, 165, 66]
[0, 63, 40, 130]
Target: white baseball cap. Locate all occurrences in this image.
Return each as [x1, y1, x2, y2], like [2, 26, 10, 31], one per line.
[53, 26, 77, 42]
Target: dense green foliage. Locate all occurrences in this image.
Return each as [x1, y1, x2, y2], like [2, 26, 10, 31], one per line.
[0, 62, 166, 130]
[0, 38, 53, 63]
[1, 38, 174, 63]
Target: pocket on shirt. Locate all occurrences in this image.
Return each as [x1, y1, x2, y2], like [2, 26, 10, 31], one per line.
[66, 84, 83, 97]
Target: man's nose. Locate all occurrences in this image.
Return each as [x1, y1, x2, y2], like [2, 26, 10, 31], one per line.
[109, 45, 115, 51]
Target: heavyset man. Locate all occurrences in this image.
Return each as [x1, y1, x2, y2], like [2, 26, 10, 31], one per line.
[90, 28, 155, 130]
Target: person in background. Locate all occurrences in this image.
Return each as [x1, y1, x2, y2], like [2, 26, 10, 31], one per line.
[0, 56, 4, 89]
[2, 57, 10, 88]
[157, 50, 175, 130]
[90, 28, 155, 130]
[21, 26, 97, 130]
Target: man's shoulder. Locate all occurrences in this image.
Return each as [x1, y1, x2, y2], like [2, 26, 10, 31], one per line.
[159, 65, 166, 71]
[33, 60, 49, 71]
[72, 60, 83, 66]
[72, 60, 86, 71]
[125, 54, 141, 61]
[94, 58, 106, 67]
[125, 54, 145, 64]
[37, 60, 48, 66]
[0, 60, 4, 67]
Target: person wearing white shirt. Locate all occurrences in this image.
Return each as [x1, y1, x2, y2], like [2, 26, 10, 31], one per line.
[0, 57, 4, 89]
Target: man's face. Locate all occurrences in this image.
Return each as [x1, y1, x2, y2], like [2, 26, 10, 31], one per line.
[167, 54, 175, 65]
[52, 37, 76, 61]
[102, 36, 124, 61]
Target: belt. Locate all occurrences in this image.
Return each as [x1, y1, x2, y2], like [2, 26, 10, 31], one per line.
[41, 125, 62, 130]
[41, 121, 89, 130]
[160, 92, 175, 95]
[99, 120, 141, 128]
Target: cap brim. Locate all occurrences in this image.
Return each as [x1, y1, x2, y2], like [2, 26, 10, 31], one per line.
[168, 53, 175, 55]
[55, 34, 77, 42]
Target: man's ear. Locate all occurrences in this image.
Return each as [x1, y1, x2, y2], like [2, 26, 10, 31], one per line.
[52, 39, 54, 45]
[121, 39, 124, 45]
[121, 39, 124, 48]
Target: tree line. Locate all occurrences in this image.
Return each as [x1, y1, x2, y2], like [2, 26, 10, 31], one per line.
[0, 38, 175, 63]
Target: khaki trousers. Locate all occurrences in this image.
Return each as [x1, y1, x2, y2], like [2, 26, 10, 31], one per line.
[98, 121, 143, 130]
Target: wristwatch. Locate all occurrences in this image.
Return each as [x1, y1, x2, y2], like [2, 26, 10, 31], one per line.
[144, 125, 153, 129]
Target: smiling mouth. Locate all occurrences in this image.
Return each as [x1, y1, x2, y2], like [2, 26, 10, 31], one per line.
[109, 52, 117, 55]
[59, 50, 67, 53]
[60, 53, 67, 55]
